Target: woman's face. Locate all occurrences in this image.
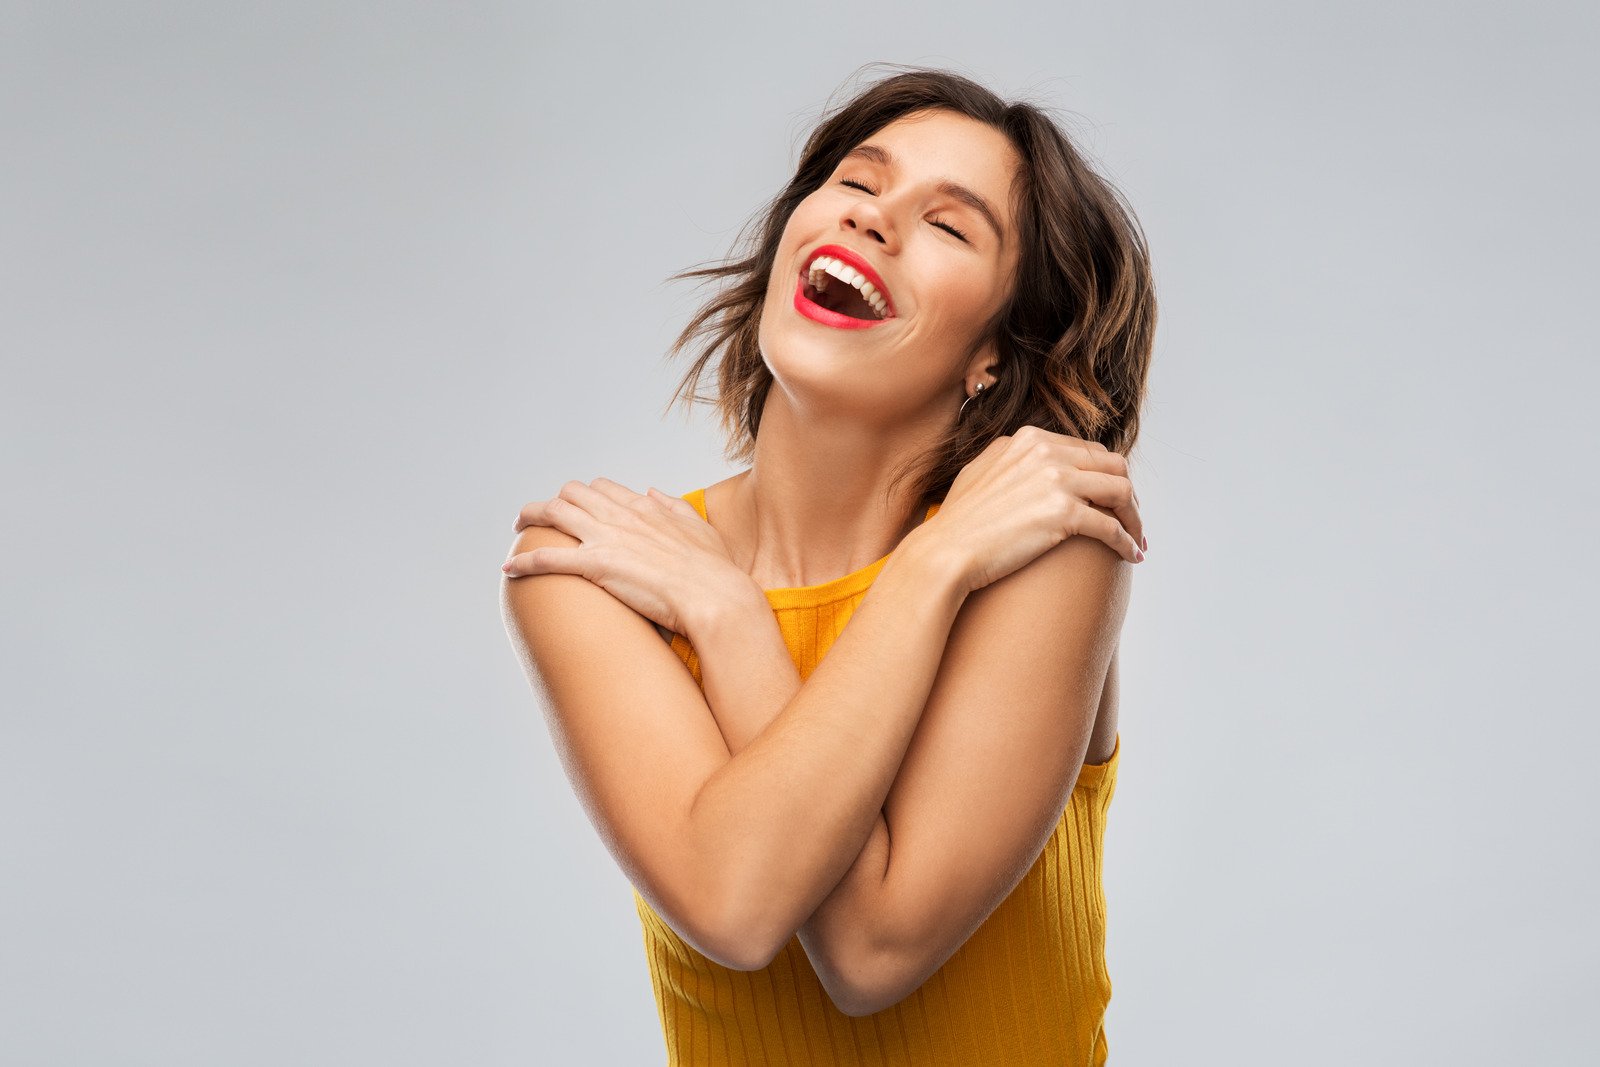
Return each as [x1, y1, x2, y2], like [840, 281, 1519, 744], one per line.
[759, 107, 1023, 426]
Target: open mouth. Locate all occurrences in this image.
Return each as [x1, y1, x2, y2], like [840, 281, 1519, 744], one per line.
[793, 247, 896, 330]
[800, 273, 880, 320]
[794, 271, 887, 330]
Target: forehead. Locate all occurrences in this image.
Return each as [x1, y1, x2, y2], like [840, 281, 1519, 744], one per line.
[845, 110, 1020, 221]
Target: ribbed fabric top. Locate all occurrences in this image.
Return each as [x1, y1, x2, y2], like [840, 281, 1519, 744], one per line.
[635, 486, 1120, 1065]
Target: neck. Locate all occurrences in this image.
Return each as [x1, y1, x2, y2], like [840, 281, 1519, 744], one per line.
[708, 393, 949, 590]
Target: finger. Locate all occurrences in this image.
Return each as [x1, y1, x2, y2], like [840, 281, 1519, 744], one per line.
[1028, 427, 1104, 455]
[588, 476, 648, 509]
[1065, 442, 1127, 478]
[554, 480, 635, 526]
[514, 487, 624, 532]
[516, 495, 604, 543]
[1077, 505, 1144, 564]
[502, 545, 588, 578]
[1128, 478, 1145, 549]
[1053, 446, 1140, 535]
[1067, 469, 1144, 552]
[647, 486, 702, 519]
[513, 500, 547, 533]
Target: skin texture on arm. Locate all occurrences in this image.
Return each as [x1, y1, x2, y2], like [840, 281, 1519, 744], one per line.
[683, 521, 970, 967]
[689, 530, 1131, 1016]
[501, 518, 969, 972]
[858, 532, 1129, 1013]
[686, 588, 900, 1013]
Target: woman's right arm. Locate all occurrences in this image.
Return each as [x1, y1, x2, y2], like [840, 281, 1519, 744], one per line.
[500, 519, 967, 972]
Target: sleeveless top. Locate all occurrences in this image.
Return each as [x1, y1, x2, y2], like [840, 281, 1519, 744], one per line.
[633, 486, 1121, 1065]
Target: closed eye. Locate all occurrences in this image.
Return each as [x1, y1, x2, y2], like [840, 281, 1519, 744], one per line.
[838, 179, 971, 244]
[929, 216, 969, 242]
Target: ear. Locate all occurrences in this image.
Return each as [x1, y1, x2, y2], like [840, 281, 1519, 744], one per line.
[962, 341, 1002, 392]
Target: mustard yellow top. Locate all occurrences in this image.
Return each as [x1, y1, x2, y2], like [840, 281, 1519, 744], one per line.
[634, 486, 1121, 1065]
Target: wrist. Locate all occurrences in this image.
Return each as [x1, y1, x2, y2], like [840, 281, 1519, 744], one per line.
[883, 524, 971, 606]
[683, 569, 770, 645]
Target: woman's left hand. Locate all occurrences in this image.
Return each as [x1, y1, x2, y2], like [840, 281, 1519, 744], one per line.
[503, 477, 755, 638]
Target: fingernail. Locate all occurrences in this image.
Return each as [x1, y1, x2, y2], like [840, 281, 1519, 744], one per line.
[1141, 534, 1148, 552]
[1134, 547, 1144, 563]
[501, 562, 514, 573]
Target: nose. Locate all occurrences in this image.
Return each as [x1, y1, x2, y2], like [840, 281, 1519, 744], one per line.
[842, 198, 898, 253]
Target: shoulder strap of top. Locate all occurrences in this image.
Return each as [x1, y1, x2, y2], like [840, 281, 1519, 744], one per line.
[681, 487, 709, 523]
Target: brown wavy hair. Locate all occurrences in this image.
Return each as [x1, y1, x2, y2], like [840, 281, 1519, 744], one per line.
[660, 64, 1157, 505]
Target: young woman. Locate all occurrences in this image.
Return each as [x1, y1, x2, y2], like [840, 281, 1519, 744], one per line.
[501, 68, 1155, 1065]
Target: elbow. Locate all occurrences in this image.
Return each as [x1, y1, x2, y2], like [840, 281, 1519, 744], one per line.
[694, 921, 784, 974]
[637, 881, 782, 974]
[697, 912, 908, 1011]
[684, 888, 789, 973]
[830, 986, 890, 1019]
[713, 937, 784, 974]
[654, 896, 774, 973]
[830, 925, 930, 1017]
[809, 929, 914, 1017]
[842, 969, 923, 1018]
[821, 953, 909, 1018]
[673, 795, 794, 971]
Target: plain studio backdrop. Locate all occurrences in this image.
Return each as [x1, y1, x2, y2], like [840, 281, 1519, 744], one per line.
[5, 2, 1597, 1064]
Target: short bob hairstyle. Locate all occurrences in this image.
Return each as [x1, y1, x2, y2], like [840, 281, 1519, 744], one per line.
[663, 64, 1157, 506]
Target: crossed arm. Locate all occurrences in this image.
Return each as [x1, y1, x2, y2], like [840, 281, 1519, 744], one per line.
[502, 520, 1129, 1017]
[685, 532, 1128, 1015]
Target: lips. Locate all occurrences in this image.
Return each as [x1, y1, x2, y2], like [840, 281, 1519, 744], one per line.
[793, 244, 897, 330]
[803, 244, 895, 315]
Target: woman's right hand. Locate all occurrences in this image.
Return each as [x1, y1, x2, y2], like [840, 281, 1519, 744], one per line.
[924, 425, 1147, 594]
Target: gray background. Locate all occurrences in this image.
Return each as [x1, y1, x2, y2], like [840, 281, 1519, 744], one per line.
[5, 2, 1597, 1063]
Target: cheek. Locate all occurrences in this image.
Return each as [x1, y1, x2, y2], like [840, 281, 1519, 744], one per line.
[924, 271, 991, 332]
[769, 215, 813, 287]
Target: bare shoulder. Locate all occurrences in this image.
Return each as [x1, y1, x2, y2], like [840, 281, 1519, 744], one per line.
[988, 533, 1129, 759]
[504, 523, 675, 643]
[956, 532, 1132, 665]
[947, 532, 1130, 758]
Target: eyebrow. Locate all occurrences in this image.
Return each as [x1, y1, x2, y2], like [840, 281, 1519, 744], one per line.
[842, 143, 1006, 246]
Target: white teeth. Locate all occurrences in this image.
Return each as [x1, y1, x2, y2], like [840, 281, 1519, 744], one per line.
[805, 255, 891, 319]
